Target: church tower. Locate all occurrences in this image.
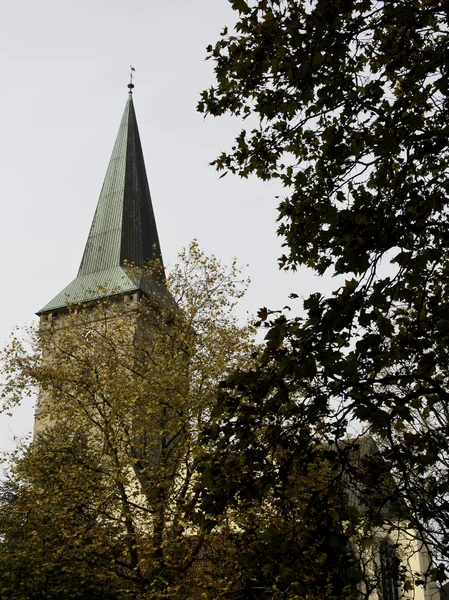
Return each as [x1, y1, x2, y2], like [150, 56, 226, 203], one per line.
[35, 84, 166, 435]
[38, 83, 163, 316]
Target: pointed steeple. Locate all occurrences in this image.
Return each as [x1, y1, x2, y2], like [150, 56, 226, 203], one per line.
[39, 89, 164, 314]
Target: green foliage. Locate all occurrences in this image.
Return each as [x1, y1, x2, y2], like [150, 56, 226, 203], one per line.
[0, 243, 255, 599]
[0, 439, 123, 600]
[199, 0, 449, 582]
[198, 440, 362, 599]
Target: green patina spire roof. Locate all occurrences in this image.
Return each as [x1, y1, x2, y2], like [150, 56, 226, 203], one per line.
[39, 87, 164, 314]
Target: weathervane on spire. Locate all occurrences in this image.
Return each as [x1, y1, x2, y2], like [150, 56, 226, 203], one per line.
[128, 65, 135, 92]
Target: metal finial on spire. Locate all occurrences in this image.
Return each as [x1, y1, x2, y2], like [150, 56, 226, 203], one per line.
[128, 65, 135, 92]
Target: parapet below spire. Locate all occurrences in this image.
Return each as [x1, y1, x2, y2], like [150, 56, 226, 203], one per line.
[39, 92, 164, 314]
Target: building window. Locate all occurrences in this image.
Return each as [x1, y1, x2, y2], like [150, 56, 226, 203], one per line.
[378, 539, 400, 600]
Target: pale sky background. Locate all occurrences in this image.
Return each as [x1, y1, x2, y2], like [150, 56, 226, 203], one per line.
[0, 0, 335, 455]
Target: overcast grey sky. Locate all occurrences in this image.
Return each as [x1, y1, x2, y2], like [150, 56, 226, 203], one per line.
[0, 0, 334, 453]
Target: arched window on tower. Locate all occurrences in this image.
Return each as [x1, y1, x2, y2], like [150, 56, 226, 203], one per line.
[378, 539, 400, 600]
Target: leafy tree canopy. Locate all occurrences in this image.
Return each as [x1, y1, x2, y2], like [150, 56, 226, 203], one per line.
[0, 244, 386, 600]
[198, 0, 449, 580]
[0, 243, 256, 599]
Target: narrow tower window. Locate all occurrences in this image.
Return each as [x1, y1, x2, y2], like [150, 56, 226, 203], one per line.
[378, 539, 400, 600]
